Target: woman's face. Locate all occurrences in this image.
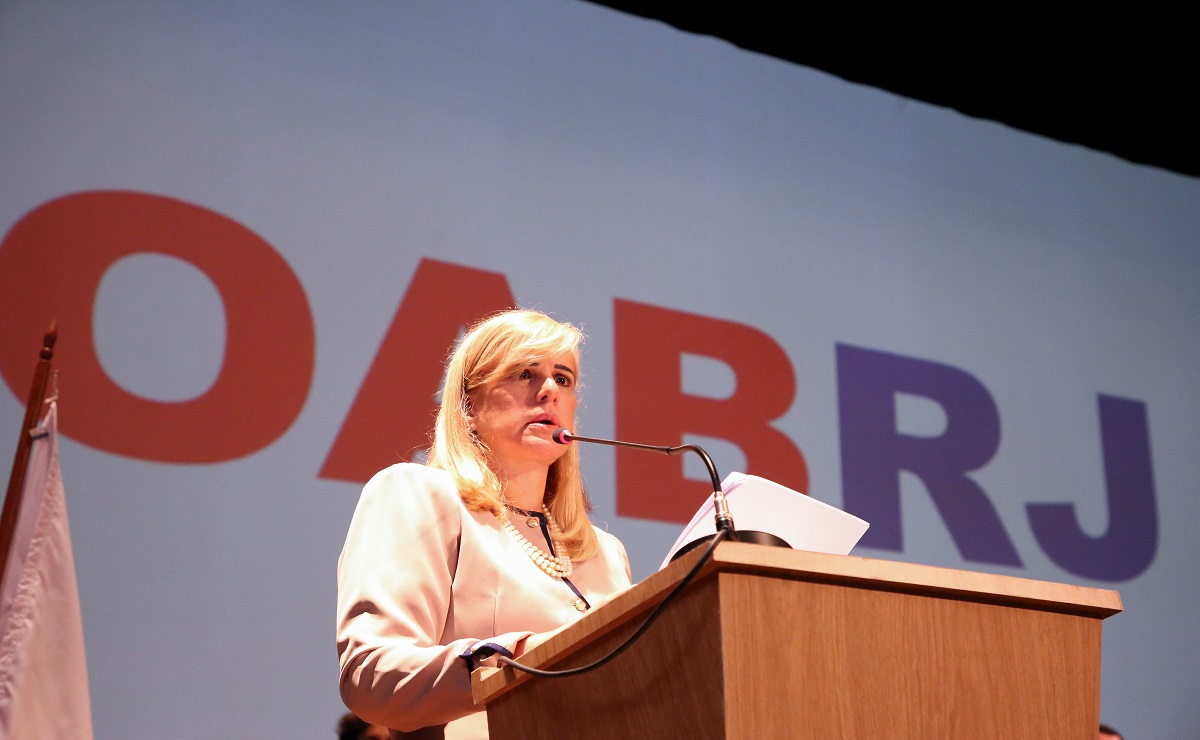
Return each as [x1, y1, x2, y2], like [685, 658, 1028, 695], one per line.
[469, 351, 578, 475]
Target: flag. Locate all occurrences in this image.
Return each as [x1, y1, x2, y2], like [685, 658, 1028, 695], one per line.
[0, 402, 93, 739]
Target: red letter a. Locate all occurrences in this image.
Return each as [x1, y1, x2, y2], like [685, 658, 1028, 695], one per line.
[319, 258, 515, 483]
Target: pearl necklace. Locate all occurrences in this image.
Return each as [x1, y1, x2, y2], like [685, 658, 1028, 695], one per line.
[500, 506, 573, 579]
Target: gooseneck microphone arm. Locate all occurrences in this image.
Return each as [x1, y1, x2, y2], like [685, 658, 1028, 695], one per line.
[552, 428, 736, 534]
[480, 427, 741, 681]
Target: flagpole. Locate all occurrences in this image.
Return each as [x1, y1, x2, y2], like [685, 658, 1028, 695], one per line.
[0, 321, 57, 587]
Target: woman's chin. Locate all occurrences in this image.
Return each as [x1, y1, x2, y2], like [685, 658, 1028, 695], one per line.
[489, 436, 568, 471]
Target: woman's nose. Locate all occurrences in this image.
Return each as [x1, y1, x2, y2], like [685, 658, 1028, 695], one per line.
[537, 377, 557, 402]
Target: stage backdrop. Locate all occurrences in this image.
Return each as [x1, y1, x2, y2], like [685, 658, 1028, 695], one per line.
[1, 1, 1197, 737]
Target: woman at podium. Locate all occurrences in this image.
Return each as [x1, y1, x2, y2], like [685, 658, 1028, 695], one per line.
[336, 310, 632, 738]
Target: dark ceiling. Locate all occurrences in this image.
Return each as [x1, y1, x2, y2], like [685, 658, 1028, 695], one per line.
[587, 2, 1199, 179]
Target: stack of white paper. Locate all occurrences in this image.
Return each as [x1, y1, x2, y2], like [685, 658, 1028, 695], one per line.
[660, 472, 871, 569]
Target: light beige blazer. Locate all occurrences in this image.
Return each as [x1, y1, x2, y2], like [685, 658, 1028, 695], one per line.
[337, 464, 632, 738]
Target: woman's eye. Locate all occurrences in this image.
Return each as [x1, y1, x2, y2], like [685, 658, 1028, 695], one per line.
[555, 375, 571, 387]
[518, 369, 531, 380]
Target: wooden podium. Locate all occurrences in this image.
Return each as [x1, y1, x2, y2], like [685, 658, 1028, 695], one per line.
[473, 542, 1121, 739]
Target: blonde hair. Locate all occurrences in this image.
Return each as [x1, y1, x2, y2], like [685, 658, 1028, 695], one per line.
[426, 310, 598, 560]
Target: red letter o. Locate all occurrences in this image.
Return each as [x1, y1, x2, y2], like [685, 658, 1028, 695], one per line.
[0, 191, 314, 462]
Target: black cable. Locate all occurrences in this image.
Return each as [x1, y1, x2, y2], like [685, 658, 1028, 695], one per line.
[494, 527, 729, 678]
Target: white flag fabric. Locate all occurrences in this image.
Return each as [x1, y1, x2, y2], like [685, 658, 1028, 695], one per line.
[0, 402, 93, 739]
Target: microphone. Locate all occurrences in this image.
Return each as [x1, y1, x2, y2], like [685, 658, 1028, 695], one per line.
[552, 428, 735, 534]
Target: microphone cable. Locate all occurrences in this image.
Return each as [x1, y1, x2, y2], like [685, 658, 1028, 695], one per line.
[493, 525, 730, 679]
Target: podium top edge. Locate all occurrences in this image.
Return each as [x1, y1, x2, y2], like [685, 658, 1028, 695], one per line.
[710, 542, 1124, 617]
